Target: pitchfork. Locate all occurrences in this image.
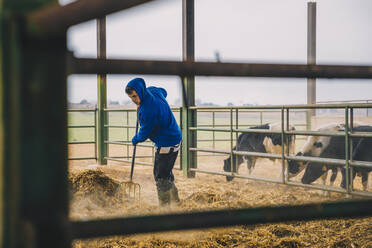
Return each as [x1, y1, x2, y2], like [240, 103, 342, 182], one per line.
[119, 113, 141, 203]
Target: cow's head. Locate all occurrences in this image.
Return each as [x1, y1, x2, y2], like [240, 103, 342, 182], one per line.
[223, 157, 234, 181]
[301, 162, 327, 184]
[287, 151, 311, 178]
[288, 152, 303, 176]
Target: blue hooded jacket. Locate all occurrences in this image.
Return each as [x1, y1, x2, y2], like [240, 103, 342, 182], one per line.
[127, 78, 182, 147]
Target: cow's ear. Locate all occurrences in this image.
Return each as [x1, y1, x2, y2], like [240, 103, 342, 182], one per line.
[322, 165, 327, 171]
[313, 142, 323, 148]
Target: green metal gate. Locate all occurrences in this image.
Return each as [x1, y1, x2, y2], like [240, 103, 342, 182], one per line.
[1, 0, 372, 247]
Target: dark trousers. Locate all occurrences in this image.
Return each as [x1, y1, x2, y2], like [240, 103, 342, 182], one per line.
[153, 148, 179, 192]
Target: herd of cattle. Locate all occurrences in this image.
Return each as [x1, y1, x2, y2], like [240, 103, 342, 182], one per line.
[223, 122, 372, 191]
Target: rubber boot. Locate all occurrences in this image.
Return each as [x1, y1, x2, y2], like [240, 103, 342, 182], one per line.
[157, 188, 170, 206]
[170, 184, 180, 204]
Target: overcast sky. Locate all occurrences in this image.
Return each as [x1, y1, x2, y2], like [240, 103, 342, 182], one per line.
[61, 0, 372, 106]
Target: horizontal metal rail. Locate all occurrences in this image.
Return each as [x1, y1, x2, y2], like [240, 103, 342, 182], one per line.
[106, 141, 154, 148]
[190, 168, 282, 184]
[27, 0, 156, 36]
[67, 125, 95, 129]
[318, 99, 372, 104]
[67, 109, 96, 112]
[69, 57, 372, 79]
[349, 132, 372, 138]
[105, 157, 153, 167]
[108, 155, 153, 159]
[285, 155, 346, 166]
[287, 182, 372, 197]
[192, 126, 372, 138]
[68, 141, 95, 145]
[104, 108, 181, 112]
[190, 103, 372, 110]
[192, 147, 280, 159]
[104, 125, 135, 128]
[189, 147, 230, 154]
[349, 160, 372, 169]
[68, 157, 97, 161]
[287, 181, 347, 194]
[70, 199, 372, 239]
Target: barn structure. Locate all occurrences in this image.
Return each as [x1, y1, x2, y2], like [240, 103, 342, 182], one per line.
[0, 0, 371, 247]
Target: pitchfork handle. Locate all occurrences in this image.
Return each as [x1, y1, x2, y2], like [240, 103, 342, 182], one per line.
[130, 114, 139, 181]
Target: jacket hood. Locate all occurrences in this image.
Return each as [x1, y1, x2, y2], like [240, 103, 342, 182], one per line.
[127, 78, 147, 102]
[148, 86, 167, 99]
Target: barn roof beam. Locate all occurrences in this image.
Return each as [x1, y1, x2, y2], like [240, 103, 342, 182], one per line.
[27, 0, 156, 36]
[69, 57, 372, 79]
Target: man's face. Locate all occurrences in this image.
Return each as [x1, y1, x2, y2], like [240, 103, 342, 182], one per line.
[127, 90, 141, 105]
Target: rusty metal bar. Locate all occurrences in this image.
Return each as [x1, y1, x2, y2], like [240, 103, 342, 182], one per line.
[70, 199, 372, 239]
[69, 57, 372, 79]
[27, 0, 157, 36]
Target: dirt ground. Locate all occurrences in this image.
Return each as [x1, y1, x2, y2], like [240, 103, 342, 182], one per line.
[69, 144, 372, 248]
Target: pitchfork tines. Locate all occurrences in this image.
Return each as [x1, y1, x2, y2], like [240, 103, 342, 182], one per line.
[119, 115, 141, 203]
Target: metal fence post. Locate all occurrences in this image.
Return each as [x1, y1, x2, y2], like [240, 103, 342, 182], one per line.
[344, 107, 350, 194]
[349, 107, 354, 190]
[1, 5, 69, 247]
[230, 108, 235, 177]
[286, 108, 290, 183]
[97, 16, 108, 165]
[281, 107, 285, 183]
[212, 111, 215, 149]
[182, 0, 196, 178]
[94, 108, 98, 161]
[307, 1, 316, 116]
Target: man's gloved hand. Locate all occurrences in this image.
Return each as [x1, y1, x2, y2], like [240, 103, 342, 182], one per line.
[131, 136, 139, 146]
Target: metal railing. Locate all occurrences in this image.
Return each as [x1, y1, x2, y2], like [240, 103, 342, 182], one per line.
[3, 0, 372, 247]
[188, 103, 372, 198]
[103, 107, 183, 169]
[67, 108, 97, 161]
[317, 99, 372, 116]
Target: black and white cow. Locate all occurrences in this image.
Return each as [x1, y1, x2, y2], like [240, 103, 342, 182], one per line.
[291, 125, 372, 191]
[288, 123, 345, 186]
[223, 123, 296, 181]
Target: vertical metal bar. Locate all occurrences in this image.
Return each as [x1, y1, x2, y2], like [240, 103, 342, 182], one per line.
[286, 108, 290, 183]
[230, 108, 235, 176]
[1, 13, 21, 248]
[235, 109, 239, 163]
[260, 111, 263, 125]
[5, 13, 69, 247]
[349, 108, 354, 191]
[182, 0, 196, 178]
[345, 107, 350, 194]
[126, 111, 129, 158]
[212, 111, 215, 149]
[97, 16, 107, 165]
[179, 107, 183, 170]
[281, 107, 285, 183]
[307, 1, 316, 116]
[94, 108, 97, 161]
[367, 100, 369, 117]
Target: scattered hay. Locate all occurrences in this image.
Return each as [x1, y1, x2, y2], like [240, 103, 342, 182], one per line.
[268, 225, 300, 238]
[330, 238, 353, 248]
[69, 167, 372, 248]
[69, 170, 122, 207]
[273, 238, 303, 248]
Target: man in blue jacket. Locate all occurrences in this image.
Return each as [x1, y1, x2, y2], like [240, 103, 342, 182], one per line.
[125, 78, 182, 206]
